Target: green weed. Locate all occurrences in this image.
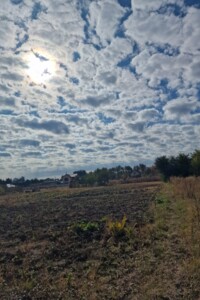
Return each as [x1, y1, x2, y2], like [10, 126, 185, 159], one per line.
[106, 215, 128, 239]
[73, 221, 99, 235]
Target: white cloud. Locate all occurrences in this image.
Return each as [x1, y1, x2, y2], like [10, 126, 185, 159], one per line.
[124, 9, 183, 47]
[132, 0, 184, 11]
[163, 98, 200, 121]
[181, 7, 200, 55]
[89, 0, 125, 46]
[0, 0, 199, 178]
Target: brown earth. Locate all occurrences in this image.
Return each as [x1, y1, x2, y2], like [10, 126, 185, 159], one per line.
[0, 181, 198, 300]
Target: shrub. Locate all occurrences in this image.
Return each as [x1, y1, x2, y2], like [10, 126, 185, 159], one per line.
[106, 215, 127, 239]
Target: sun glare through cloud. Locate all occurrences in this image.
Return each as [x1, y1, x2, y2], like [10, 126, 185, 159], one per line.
[0, 0, 200, 179]
[26, 50, 56, 84]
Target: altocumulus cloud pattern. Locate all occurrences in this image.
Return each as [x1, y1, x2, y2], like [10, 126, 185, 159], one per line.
[0, 0, 200, 178]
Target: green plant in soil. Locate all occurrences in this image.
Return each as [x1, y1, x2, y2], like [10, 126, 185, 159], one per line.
[73, 221, 99, 235]
[105, 215, 129, 239]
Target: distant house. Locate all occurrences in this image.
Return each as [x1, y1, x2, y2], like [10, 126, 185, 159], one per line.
[6, 184, 16, 188]
[61, 174, 71, 185]
[61, 173, 78, 187]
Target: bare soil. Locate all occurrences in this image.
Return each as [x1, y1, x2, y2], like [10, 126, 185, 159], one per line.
[1, 181, 197, 300]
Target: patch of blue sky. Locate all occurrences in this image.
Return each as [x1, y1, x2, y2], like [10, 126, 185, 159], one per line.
[167, 89, 179, 101]
[132, 42, 140, 55]
[196, 83, 200, 101]
[117, 43, 139, 69]
[153, 119, 179, 126]
[54, 100, 80, 113]
[29, 111, 40, 118]
[0, 153, 11, 158]
[61, 108, 87, 114]
[14, 20, 28, 31]
[116, 92, 120, 100]
[159, 80, 178, 100]
[129, 66, 138, 76]
[92, 44, 102, 51]
[97, 113, 115, 125]
[0, 109, 16, 115]
[124, 67, 141, 81]
[77, 1, 90, 41]
[147, 42, 180, 57]
[159, 45, 179, 57]
[184, 0, 200, 8]
[73, 52, 81, 62]
[57, 96, 66, 108]
[69, 77, 79, 85]
[158, 79, 169, 94]
[77, 1, 104, 50]
[117, 0, 131, 9]
[59, 63, 68, 74]
[157, 4, 186, 17]
[31, 2, 47, 21]
[117, 54, 133, 68]
[10, 0, 23, 5]
[192, 108, 200, 114]
[149, 79, 178, 101]
[15, 33, 29, 49]
[117, 54, 141, 79]
[115, 10, 132, 38]
[33, 50, 48, 62]
[146, 121, 159, 129]
[14, 91, 21, 97]
[115, 27, 125, 39]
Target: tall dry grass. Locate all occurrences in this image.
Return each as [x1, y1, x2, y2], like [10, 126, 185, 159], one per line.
[171, 177, 200, 224]
[170, 177, 200, 258]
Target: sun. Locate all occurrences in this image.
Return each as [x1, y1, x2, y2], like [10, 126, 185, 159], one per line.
[26, 49, 56, 84]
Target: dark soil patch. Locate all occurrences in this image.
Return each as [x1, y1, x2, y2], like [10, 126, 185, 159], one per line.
[0, 183, 162, 299]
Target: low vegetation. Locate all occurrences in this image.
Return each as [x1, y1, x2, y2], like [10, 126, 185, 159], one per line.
[170, 177, 200, 256]
[105, 215, 128, 240]
[1, 150, 199, 191]
[0, 179, 199, 299]
[73, 221, 100, 236]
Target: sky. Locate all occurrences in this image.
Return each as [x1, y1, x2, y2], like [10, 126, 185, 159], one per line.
[0, 0, 200, 179]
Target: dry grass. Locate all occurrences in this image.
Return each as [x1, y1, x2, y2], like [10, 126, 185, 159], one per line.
[146, 177, 200, 299]
[0, 186, 5, 196]
[171, 176, 200, 225]
[128, 177, 200, 299]
[170, 177, 200, 257]
[1, 180, 200, 299]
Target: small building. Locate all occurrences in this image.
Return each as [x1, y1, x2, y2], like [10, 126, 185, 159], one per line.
[6, 184, 16, 188]
[61, 173, 78, 187]
[61, 174, 71, 185]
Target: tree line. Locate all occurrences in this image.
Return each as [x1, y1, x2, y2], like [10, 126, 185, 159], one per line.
[1, 149, 199, 187]
[155, 149, 200, 181]
[74, 149, 200, 185]
[73, 164, 158, 186]
[0, 164, 157, 187]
